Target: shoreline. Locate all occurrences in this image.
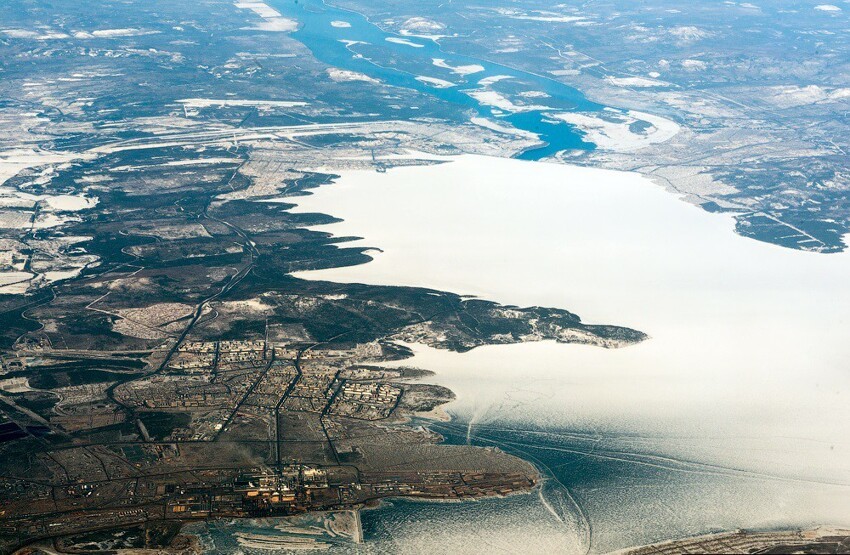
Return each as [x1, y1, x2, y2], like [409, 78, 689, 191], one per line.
[608, 525, 850, 555]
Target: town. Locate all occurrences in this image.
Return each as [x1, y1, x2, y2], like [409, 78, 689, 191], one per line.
[0, 337, 537, 550]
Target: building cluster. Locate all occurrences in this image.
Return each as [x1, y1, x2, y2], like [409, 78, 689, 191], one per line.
[0, 355, 25, 375]
[168, 352, 215, 372]
[166, 465, 332, 517]
[116, 341, 274, 414]
[329, 382, 401, 420]
[281, 364, 336, 413]
[115, 375, 235, 410]
[302, 342, 383, 361]
[218, 340, 268, 368]
[170, 339, 268, 373]
[117, 338, 409, 440]
[358, 471, 534, 500]
[243, 361, 298, 409]
[0, 334, 538, 546]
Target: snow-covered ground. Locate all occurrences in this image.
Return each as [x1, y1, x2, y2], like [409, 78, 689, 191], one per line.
[470, 117, 538, 140]
[0, 272, 35, 295]
[432, 58, 485, 76]
[386, 37, 424, 48]
[494, 7, 587, 24]
[75, 28, 159, 39]
[552, 108, 680, 151]
[1, 149, 89, 188]
[415, 76, 456, 88]
[326, 68, 379, 84]
[42, 194, 98, 212]
[465, 90, 548, 113]
[762, 85, 850, 108]
[234, 1, 297, 32]
[478, 75, 513, 86]
[176, 98, 307, 109]
[604, 76, 669, 88]
[398, 16, 449, 41]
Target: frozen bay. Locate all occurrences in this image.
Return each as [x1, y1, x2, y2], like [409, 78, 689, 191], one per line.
[290, 155, 850, 552]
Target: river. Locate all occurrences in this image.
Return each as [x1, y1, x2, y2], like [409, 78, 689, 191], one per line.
[270, 0, 600, 159]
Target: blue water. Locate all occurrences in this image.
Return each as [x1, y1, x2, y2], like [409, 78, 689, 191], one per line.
[189, 416, 838, 553]
[360, 420, 832, 553]
[269, 0, 600, 159]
